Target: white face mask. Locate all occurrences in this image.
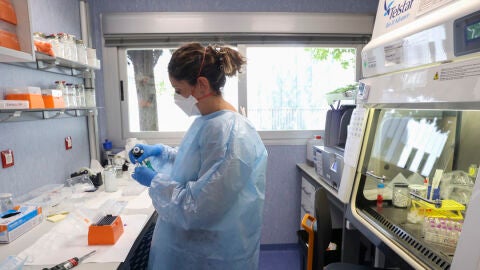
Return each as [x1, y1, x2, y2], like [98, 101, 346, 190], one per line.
[174, 93, 201, 116]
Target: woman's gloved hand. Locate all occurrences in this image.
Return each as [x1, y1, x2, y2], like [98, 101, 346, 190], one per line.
[129, 144, 164, 164]
[132, 166, 157, 187]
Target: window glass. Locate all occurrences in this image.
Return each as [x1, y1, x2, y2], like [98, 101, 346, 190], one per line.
[245, 46, 357, 131]
[123, 46, 357, 134]
[125, 48, 238, 132]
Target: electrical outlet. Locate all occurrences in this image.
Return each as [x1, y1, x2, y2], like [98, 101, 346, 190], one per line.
[1, 149, 14, 168]
[65, 136, 72, 150]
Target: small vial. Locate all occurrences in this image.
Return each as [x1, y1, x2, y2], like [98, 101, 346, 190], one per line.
[376, 179, 385, 210]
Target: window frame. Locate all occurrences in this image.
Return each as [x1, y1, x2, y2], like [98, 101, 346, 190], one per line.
[115, 43, 363, 145]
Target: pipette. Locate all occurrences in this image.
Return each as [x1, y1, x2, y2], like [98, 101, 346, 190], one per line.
[42, 250, 96, 270]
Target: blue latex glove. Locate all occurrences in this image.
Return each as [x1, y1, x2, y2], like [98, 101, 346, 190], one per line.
[129, 144, 164, 164]
[132, 166, 157, 187]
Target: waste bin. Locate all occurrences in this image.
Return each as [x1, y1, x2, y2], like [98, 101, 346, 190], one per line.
[297, 217, 342, 270]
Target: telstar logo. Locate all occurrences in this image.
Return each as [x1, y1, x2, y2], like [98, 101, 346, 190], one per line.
[384, 0, 394, 16]
[383, 0, 414, 19]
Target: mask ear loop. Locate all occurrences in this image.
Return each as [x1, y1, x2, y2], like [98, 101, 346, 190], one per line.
[197, 47, 207, 78]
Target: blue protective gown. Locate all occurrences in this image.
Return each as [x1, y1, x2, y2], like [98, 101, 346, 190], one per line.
[146, 110, 268, 270]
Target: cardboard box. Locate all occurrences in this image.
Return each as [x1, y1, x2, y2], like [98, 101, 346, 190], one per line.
[41, 89, 65, 108]
[0, 100, 29, 109]
[0, 205, 43, 243]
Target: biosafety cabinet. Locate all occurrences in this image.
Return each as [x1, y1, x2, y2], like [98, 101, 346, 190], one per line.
[348, 0, 480, 269]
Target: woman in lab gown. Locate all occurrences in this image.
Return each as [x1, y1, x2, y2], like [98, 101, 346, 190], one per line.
[129, 43, 268, 270]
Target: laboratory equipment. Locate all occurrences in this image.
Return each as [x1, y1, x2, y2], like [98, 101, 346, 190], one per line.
[392, 183, 409, 208]
[313, 146, 344, 191]
[312, 105, 369, 204]
[347, 1, 480, 269]
[42, 250, 96, 270]
[376, 178, 384, 210]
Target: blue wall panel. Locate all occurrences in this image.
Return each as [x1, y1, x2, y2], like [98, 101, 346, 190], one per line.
[0, 118, 90, 197]
[262, 145, 305, 244]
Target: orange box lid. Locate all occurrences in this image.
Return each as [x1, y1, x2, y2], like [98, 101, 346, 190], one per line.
[0, 29, 20, 51]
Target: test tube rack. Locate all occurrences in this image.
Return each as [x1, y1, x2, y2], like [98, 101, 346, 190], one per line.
[88, 214, 124, 245]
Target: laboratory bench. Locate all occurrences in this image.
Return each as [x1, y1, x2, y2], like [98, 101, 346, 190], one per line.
[0, 174, 156, 269]
[297, 163, 390, 266]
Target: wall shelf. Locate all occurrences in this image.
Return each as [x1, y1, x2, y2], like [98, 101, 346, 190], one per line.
[4, 52, 100, 77]
[0, 107, 98, 122]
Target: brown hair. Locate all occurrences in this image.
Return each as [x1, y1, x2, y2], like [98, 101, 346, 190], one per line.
[168, 43, 246, 94]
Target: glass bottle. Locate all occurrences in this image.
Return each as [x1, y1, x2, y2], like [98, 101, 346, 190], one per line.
[85, 88, 96, 107]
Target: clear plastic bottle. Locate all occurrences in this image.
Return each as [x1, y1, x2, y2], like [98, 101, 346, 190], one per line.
[55, 80, 69, 107]
[75, 39, 88, 65]
[0, 193, 13, 213]
[68, 34, 78, 62]
[47, 34, 64, 58]
[58, 33, 69, 59]
[65, 83, 77, 107]
[76, 84, 86, 107]
[85, 88, 96, 107]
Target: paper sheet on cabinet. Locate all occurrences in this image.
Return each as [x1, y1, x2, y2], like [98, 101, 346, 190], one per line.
[19, 214, 148, 265]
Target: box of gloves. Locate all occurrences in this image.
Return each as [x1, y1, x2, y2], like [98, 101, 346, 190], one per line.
[0, 205, 43, 243]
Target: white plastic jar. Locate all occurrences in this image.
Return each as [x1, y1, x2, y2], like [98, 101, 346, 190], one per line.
[306, 135, 322, 166]
[0, 193, 14, 213]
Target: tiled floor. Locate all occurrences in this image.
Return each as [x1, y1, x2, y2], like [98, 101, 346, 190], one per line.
[259, 246, 302, 270]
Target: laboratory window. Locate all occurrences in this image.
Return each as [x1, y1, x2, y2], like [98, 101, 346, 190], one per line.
[118, 45, 359, 141]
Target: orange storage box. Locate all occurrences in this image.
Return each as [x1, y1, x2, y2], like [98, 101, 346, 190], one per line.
[41, 89, 65, 108]
[0, 0, 17, 25]
[88, 215, 124, 245]
[6, 87, 45, 109]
